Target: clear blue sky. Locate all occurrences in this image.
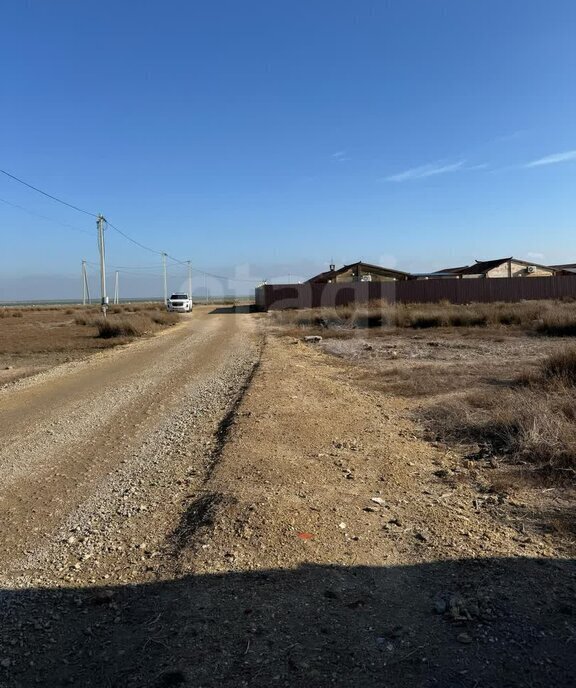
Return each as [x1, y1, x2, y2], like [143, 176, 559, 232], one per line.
[1, 0, 575, 298]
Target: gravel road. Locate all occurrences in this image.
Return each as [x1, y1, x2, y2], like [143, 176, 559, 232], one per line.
[0, 307, 261, 594]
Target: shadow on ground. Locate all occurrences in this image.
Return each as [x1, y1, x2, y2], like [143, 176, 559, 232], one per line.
[209, 305, 256, 315]
[2, 557, 575, 687]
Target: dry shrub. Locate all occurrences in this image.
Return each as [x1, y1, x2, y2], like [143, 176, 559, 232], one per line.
[96, 316, 149, 338]
[74, 315, 99, 326]
[423, 350, 576, 481]
[407, 310, 446, 328]
[541, 349, 576, 385]
[12, 311, 23, 318]
[448, 309, 488, 327]
[272, 299, 576, 332]
[73, 310, 178, 337]
[149, 311, 180, 326]
[536, 313, 576, 337]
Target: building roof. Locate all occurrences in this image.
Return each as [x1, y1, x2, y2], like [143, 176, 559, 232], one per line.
[551, 263, 576, 270]
[307, 261, 410, 283]
[453, 257, 513, 275]
[455, 257, 559, 276]
[432, 265, 470, 275]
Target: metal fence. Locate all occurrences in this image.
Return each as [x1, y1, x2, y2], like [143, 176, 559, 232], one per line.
[255, 276, 576, 310]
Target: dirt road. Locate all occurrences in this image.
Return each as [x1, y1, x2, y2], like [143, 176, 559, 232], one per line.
[0, 306, 261, 588]
[1, 316, 575, 687]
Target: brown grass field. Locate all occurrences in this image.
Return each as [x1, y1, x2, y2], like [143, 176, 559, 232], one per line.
[272, 298, 576, 334]
[0, 302, 180, 385]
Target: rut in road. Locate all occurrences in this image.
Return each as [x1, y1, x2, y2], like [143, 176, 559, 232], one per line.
[0, 307, 262, 587]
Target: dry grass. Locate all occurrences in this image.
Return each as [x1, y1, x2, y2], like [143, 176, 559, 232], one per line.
[541, 349, 576, 384]
[73, 307, 179, 336]
[75, 310, 181, 339]
[423, 350, 576, 482]
[273, 299, 576, 335]
[149, 311, 180, 326]
[536, 313, 576, 337]
[95, 317, 149, 339]
[0, 304, 181, 384]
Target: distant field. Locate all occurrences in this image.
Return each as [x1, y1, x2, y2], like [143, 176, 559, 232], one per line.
[0, 302, 182, 386]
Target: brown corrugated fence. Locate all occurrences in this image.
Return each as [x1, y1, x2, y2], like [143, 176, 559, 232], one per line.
[255, 276, 576, 310]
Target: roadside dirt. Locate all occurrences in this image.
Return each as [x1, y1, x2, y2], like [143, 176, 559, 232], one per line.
[1, 317, 575, 687]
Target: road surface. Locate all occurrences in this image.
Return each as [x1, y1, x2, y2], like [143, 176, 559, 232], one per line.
[0, 306, 260, 587]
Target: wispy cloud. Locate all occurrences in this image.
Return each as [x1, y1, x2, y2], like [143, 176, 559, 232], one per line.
[384, 160, 466, 182]
[492, 129, 528, 145]
[331, 150, 350, 162]
[524, 150, 576, 168]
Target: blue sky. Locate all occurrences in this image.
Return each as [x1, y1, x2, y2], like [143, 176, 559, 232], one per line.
[1, 0, 575, 298]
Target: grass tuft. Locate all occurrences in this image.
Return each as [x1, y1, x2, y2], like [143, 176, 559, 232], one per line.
[96, 317, 148, 338]
[422, 350, 576, 482]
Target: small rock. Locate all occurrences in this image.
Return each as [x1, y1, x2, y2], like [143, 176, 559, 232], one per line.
[339, 522, 347, 529]
[457, 632, 472, 644]
[303, 335, 322, 344]
[1, 658, 11, 668]
[371, 497, 386, 506]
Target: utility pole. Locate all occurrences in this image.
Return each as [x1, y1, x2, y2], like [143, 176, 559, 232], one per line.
[114, 270, 119, 304]
[204, 272, 207, 303]
[187, 260, 192, 299]
[162, 252, 168, 305]
[97, 214, 108, 317]
[81, 259, 90, 305]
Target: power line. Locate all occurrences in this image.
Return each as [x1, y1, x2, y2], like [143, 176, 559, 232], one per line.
[1, 167, 264, 283]
[0, 169, 98, 217]
[106, 221, 165, 256]
[85, 260, 165, 270]
[0, 195, 93, 236]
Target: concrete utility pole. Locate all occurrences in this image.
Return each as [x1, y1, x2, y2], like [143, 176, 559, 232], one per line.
[81, 259, 90, 305]
[162, 252, 168, 305]
[114, 270, 119, 304]
[187, 260, 192, 299]
[97, 214, 108, 317]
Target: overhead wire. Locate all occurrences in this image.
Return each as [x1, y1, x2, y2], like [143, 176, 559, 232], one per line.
[0, 195, 94, 236]
[0, 169, 98, 217]
[106, 220, 165, 257]
[1, 167, 264, 283]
